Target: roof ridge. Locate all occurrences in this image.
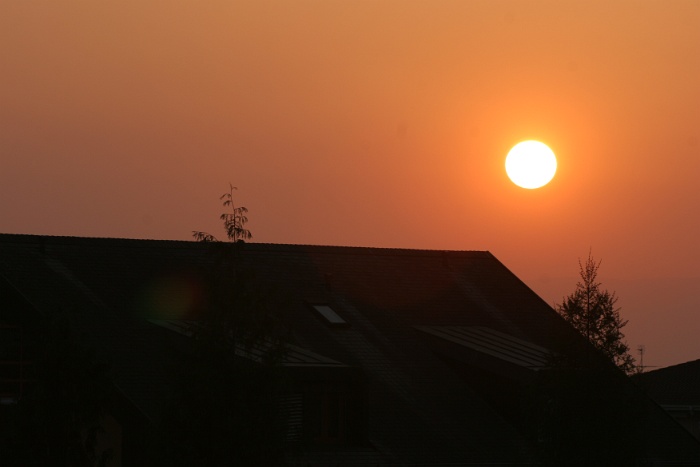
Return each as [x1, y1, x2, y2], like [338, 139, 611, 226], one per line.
[643, 358, 700, 374]
[0, 233, 490, 255]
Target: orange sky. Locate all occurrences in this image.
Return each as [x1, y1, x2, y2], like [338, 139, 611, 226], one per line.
[2, 1, 699, 369]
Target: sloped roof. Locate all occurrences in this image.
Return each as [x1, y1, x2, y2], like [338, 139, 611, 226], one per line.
[2, 233, 697, 464]
[637, 359, 700, 406]
[0, 234, 554, 463]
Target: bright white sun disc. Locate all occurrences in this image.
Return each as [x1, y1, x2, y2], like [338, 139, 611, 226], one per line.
[505, 141, 557, 189]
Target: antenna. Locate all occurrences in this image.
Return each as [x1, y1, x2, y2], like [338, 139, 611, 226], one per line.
[637, 345, 645, 373]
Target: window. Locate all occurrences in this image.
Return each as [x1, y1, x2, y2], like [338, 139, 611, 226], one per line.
[311, 305, 347, 326]
[305, 387, 348, 444]
[300, 377, 366, 447]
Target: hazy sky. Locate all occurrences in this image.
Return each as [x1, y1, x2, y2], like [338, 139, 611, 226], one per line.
[2, 1, 699, 368]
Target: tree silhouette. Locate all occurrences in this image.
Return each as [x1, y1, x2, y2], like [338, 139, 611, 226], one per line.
[192, 184, 252, 243]
[556, 253, 636, 374]
[522, 255, 645, 464]
[152, 185, 287, 466]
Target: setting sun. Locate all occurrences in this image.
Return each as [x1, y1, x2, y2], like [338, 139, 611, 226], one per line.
[505, 141, 557, 189]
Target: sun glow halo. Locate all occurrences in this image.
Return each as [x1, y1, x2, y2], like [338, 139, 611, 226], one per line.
[505, 141, 557, 189]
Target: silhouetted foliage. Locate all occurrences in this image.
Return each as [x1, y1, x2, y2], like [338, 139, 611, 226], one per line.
[151, 188, 287, 466]
[517, 254, 648, 465]
[192, 184, 252, 243]
[556, 253, 636, 374]
[0, 314, 113, 467]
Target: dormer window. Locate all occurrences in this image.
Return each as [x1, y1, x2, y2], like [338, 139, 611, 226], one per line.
[311, 304, 347, 326]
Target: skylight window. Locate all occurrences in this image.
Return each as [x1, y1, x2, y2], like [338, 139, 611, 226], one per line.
[312, 305, 347, 326]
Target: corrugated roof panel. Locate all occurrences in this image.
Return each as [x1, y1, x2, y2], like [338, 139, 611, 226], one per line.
[148, 319, 346, 367]
[415, 325, 551, 370]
